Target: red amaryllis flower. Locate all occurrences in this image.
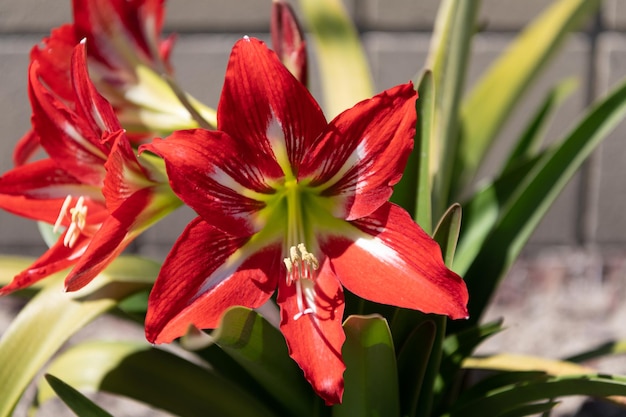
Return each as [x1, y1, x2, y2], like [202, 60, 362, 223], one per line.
[0, 42, 179, 295]
[14, 0, 214, 165]
[143, 37, 468, 404]
[0, 163, 107, 295]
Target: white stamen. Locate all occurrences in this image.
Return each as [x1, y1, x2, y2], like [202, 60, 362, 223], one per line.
[283, 243, 319, 320]
[54, 196, 88, 248]
[53, 195, 73, 233]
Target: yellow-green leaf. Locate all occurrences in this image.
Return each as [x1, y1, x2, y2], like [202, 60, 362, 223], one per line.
[0, 256, 159, 417]
[458, 0, 600, 189]
[463, 353, 595, 376]
[426, 0, 479, 217]
[298, 0, 373, 118]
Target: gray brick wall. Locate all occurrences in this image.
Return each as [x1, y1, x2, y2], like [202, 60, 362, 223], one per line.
[0, 0, 625, 261]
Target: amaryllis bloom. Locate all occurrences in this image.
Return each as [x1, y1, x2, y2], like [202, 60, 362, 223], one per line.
[0, 164, 107, 295]
[0, 42, 180, 295]
[143, 37, 468, 404]
[14, 0, 215, 165]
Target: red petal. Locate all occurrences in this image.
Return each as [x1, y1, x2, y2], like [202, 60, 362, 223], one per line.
[73, 0, 170, 73]
[30, 24, 78, 105]
[103, 130, 154, 212]
[71, 42, 122, 134]
[218, 37, 326, 175]
[28, 60, 109, 186]
[0, 159, 87, 197]
[300, 83, 417, 221]
[277, 259, 346, 405]
[0, 159, 103, 223]
[322, 203, 469, 319]
[0, 234, 90, 296]
[145, 217, 280, 343]
[13, 129, 41, 166]
[143, 130, 281, 237]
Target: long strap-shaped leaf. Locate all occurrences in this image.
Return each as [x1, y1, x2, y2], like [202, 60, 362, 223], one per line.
[426, 0, 479, 218]
[0, 256, 158, 417]
[459, 76, 626, 328]
[211, 306, 318, 417]
[456, 0, 600, 192]
[298, 0, 373, 118]
[38, 340, 279, 417]
[446, 374, 626, 417]
[391, 71, 434, 231]
[333, 315, 400, 417]
[43, 374, 114, 417]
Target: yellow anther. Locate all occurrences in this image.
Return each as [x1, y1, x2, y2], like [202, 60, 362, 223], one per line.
[298, 243, 319, 270]
[290, 245, 300, 262]
[283, 257, 293, 272]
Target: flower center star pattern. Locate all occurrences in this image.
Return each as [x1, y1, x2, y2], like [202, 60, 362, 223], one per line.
[143, 36, 469, 405]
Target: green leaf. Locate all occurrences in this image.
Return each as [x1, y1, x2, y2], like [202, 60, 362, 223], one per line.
[495, 401, 559, 417]
[392, 71, 434, 233]
[44, 374, 113, 417]
[415, 72, 435, 232]
[432, 320, 504, 415]
[441, 319, 503, 369]
[452, 156, 541, 276]
[459, 75, 626, 327]
[446, 374, 626, 416]
[457, 0, 600, 190]
[211, 306, 317, 417]
[433, 203, 462, 266]
[396, 320, 436, 417]
[566, 339, 626, 363]
[501, 77, 578, 173]
[453, 371, 549, 409]
[405, 204, 462, 417]
[425, 0, 479, 218]
[439, 320, 504, 396]
[115, 290, 149, 316]
[333, 315, 400, 417]
[38, 341, 278, 417]
[0, 255, 158, 417]
[298, 0, 373, 118]
[37, 221, 63, 248]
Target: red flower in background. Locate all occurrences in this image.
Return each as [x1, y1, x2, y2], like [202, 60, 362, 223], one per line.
[143, 37, 468, 404]
[15, 0, 215, 166]
[0, 42, 180, 295]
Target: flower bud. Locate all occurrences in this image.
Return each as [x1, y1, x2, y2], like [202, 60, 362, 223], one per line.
[271, 1, 308, 85]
